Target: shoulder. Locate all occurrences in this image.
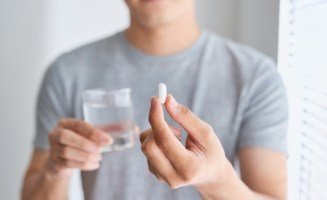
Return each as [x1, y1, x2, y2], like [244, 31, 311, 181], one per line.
[205, 31, 276, 72]
[57, 31, 122, 67]
[204, 31, 279, 88]
[40, 32, 122, 89]
[44, 31, 124, 79]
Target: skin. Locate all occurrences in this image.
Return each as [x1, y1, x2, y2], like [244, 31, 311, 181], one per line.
[22, 119, 112, 200]
[22, 0, 287, 199]
[125, 0, 201, 55]
[140, 95, 286, 200]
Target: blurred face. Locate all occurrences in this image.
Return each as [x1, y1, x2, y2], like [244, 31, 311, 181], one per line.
[125, 0, 195, 28]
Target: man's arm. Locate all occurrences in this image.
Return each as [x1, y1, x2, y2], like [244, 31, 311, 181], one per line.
[197, 148, 287, 200]
[239, 148, 287, 199]
[22, 149, 70, 200]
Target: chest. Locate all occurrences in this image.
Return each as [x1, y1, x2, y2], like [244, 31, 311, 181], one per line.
[73, 63, 243, 161]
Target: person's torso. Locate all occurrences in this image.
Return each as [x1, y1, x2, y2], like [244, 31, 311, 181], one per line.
[57, 31, 267, 200]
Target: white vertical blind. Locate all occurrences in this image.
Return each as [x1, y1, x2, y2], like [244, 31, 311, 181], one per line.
[278, 0, 327, 200]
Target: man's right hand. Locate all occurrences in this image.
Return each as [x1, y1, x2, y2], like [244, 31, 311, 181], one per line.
[45, 118, 112, 178]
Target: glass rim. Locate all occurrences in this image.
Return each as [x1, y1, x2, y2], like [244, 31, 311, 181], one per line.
[83, 87, 131, 97]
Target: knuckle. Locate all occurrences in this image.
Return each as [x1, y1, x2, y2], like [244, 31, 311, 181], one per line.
[179, 169, 194, 183]
[57, 130, 67, 143]
[141, 143, 154, 158]
[141, 143, 149, 154]
[139, 135, 145, 143]
[179, 105, 191, 117]
[155, 126, 166, 135]
[60, 147, 69, 157]
[201, 123, 214, 139]
[156, 139, 171, 152]
[58, 118, 66, 127]
[49, 127, 60, 142]
[203, 123, 213, 133]
[139, 131, 149, 143]
[74, 120, 84, 130]
[76, 139, 86, 148]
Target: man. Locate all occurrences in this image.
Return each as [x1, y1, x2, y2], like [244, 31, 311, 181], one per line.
[22, 0, 288, 199]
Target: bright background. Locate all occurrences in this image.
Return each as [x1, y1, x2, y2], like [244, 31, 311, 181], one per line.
[0, 0, 280, 199]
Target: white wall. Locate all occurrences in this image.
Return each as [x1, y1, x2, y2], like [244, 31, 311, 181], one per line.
[0, 1, 279, 199]
[196, 0, 280, 59]
[0, 1, 46, 199]
[236, 0, 280, 60]
[0, 1, 129, 199]
[45, 0, 130, 62]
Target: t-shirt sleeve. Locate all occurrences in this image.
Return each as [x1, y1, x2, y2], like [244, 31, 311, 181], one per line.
[238, 58, 288, 155]
[33, 59, 70, 150]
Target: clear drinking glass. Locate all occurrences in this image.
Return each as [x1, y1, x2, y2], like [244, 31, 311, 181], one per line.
[82, 88, 135, 152]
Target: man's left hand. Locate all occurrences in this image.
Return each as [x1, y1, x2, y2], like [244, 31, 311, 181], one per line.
[139, 94, 233, 190]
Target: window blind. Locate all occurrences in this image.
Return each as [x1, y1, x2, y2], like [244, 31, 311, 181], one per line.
[278, 0, 327, 200]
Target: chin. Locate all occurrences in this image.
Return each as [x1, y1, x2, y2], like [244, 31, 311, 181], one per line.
[132, 6, 182, 28]
[136, 13, 177, 28]
[126, 0, 193, 28]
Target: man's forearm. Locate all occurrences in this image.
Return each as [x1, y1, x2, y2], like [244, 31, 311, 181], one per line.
[195, 162, 280, 200]
[22, 164, 70, 200]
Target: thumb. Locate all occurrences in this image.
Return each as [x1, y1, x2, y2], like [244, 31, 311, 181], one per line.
[164, 94, 213, 143]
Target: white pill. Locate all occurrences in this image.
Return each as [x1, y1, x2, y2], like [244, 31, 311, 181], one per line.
[158, 83, 167, 104]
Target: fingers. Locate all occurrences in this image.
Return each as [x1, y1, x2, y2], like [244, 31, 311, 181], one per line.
[164, 94, 214, 143]
[148, 97, 190, 165]
[141, 133, 184, 188]
[54, 143, 102, 163]
[48, 119, 108, 172]
[49, 142, 101, 171]
[148, 162, 164, 182]
[58, 118, 112, 146]
[139, 129, 151, 143]
[139, 126, 181, 144]
[170, 126, 182, 141]
[51, 127, 100, 153]
[55, 157, 100, 171]
[140, 95, 225, 190]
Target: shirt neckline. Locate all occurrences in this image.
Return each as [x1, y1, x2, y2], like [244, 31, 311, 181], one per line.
[118, 30, 208, 66]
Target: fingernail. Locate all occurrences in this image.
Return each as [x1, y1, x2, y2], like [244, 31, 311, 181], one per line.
[99, 132, 112, 145]
[151, 96, 156, 106]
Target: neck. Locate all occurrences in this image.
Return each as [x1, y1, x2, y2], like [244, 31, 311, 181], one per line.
[125, 9, 200, 56]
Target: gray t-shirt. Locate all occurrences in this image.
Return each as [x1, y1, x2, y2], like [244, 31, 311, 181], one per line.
[34, 31, 288, 200]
